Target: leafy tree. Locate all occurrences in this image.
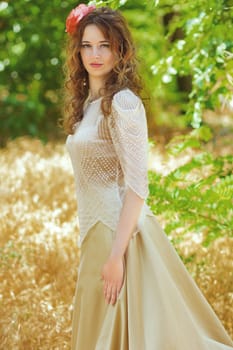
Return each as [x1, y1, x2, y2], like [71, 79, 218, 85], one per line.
[148, 151, 233, 246]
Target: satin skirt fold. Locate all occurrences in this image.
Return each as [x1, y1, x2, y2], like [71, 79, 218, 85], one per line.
[71, 216, 233, 350]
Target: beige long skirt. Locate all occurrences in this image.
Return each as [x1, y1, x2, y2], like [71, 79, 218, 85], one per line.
[71, 215, 233, 350]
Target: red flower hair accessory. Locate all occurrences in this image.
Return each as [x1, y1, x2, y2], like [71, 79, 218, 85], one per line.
[65, 3, 96, 35]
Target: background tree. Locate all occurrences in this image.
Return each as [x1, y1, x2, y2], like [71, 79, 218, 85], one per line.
[0, 0, 69, 144]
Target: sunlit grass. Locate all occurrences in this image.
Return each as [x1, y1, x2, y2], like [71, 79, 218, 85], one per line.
[0, 137, 232, 349]
[0, 137, 78, 349]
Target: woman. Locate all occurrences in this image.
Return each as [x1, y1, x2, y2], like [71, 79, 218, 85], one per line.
[63, 4, 233, 350]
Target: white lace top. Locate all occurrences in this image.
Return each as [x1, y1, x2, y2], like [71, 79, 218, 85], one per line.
[66, 88, 153, 246]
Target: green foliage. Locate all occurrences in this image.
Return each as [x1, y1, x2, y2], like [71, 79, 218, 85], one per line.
[147, 152, 233, 246]
[166, 125, 213, 155]
[0, 0, 76, 143]
[151, 0, 233, 128]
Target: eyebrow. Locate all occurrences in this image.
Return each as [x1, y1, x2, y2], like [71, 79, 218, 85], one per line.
[81, 40, 110, 44]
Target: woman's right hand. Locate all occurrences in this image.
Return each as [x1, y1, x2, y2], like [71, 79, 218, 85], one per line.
[101, 256, 124, 305]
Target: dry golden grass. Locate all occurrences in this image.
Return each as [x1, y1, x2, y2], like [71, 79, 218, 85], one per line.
[0, 137, 78, 349]
[0, 137, 232, 349]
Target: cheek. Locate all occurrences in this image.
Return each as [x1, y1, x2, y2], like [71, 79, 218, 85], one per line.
[107, 53, 118, 67]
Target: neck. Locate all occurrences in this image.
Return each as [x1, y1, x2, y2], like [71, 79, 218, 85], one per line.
[88, 76, 105, 100]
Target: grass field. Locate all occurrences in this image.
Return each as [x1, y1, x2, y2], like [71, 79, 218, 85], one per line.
[0, 137, 232, 349]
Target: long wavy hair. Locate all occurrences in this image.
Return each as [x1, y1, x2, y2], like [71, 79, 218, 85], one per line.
[62, 6, 143, 135]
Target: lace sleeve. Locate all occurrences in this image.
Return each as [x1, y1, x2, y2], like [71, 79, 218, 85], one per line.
[108, 89, 149, 199]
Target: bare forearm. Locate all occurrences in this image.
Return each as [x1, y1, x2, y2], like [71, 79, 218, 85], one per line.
[110, 188, 144, 259]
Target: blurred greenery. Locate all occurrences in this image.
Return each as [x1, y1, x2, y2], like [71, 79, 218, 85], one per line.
[1, 0, 233, 144]
[0, 0, 72, 144]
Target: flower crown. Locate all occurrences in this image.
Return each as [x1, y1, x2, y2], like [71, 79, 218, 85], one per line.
[65, 4, 96, 35]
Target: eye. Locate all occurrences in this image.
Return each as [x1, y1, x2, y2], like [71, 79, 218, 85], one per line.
[80, 44, 91, 48]
[101, 43, 111, 49]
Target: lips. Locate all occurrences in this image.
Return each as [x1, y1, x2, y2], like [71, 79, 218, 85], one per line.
[90, 63, 103, 68]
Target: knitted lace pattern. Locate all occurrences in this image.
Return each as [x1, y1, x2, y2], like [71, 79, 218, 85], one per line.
[66, 89, 151, 245]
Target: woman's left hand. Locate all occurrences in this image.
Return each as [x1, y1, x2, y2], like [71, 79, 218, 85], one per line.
[101, 256, 124, 305]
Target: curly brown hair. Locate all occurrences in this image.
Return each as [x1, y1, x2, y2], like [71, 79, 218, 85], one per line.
[61, 6, 143, 135]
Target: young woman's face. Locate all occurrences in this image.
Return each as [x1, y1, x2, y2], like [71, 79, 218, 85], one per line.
[80, 24, 117, 81]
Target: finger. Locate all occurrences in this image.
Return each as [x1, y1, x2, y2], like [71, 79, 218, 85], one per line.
[107, 285, 117, 304]
[104, 284, 112, 303]
[110, 294, 116, 305]
[110, 287, 118, 305]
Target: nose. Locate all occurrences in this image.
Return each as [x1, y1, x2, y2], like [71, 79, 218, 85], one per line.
[92, 45, 100, 57]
